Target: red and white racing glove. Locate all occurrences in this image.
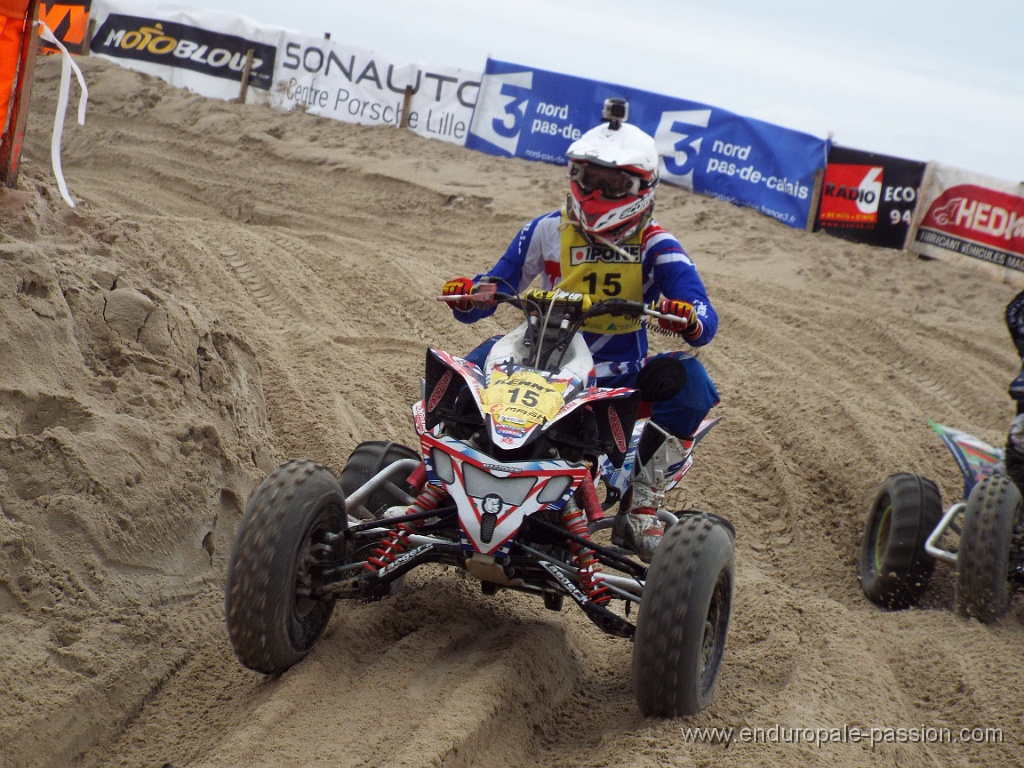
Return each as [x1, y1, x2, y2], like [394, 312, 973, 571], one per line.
[657, 299, 703, 341]
[442, 276, 475, 312]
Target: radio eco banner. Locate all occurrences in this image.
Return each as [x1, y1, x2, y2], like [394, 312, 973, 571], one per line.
[467, 59, 827, 229]
[815, 145, 926, 250]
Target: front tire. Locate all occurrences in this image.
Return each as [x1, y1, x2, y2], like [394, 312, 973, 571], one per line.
[632, 513, 734, 717]
[955, 474, 1023, 623]
[225, 460, 347, 675]
[859, 473, 942, 609]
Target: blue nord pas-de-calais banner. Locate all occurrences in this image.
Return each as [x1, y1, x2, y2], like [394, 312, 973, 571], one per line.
[467, 59, 828, 229]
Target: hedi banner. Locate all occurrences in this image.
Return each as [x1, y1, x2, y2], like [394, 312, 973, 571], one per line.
[909, 162, 1024, 285]
[467, 59, 828, 229]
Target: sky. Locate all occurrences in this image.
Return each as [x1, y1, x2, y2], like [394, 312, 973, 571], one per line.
[195, 0, 1024, 183]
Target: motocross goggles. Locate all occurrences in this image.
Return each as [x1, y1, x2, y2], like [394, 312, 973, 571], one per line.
[568, 161, 646, 200]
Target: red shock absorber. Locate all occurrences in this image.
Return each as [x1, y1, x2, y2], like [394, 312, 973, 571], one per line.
[364, 481, 445, 572]
[561, 505, 611, 605]
[576, 470, 605, 524]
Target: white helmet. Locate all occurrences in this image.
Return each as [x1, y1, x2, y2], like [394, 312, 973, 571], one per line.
[565, 99, 660, 244]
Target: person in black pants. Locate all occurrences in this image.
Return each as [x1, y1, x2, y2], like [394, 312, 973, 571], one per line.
[1003, 290, 1024, 491]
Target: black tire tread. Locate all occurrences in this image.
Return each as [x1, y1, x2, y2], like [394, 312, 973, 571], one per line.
[632, 514, 734, 717]
[859, 473, 942, 609]
[225, 459, 344, 674]
[955, 474, 1023, 623]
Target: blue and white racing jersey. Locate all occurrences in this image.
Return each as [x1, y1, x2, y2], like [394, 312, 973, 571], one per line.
[454, 209, 718, 376]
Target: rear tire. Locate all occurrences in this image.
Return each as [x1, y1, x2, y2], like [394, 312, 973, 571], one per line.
[339, 441, 420, 520]
[955, 474, 1023, 623]
[225, 460, 346, 675]
[859, 473, 942, 609]
[632, 513, 734, 717]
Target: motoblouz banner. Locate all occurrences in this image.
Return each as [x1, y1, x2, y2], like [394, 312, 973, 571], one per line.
[815, 145, 926, 250]
[909, 162, 1024, 286]
[38, 0, 91, 56]
[271, 31, 479, 146]
[88, 0, 283, 103]
[466, 59, 828, 229]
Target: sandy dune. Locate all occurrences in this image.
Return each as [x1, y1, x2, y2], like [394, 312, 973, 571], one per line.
[1, 55, 1021, 768]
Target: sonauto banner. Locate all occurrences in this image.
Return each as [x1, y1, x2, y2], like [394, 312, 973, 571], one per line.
[467, 59, 828, 229]
[815, 145, 926, 250]
[270, 32, 479, 145]
[89, 0, 285, 102]
[909, 163, 1024, 285]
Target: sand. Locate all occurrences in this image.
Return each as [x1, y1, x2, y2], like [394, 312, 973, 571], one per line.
[1, 55, 1022, 768]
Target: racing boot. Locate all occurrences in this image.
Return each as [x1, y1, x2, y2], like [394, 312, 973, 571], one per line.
[612, 483, 666, 563]
[612, 422, 693, 563]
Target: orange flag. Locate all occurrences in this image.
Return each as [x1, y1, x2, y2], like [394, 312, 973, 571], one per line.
[0, 0, 31, 134]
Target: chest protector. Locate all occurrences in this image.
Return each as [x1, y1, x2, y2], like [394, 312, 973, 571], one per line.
[557, 209, 644, 333]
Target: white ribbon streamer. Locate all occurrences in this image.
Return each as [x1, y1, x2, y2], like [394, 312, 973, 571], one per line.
[35, 22, 88, 207]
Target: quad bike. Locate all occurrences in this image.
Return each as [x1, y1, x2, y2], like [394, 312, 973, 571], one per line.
[224, 284, 735, 717]
[860, 420, 1024, 622]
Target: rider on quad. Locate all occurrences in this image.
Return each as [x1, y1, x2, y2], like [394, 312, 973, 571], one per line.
[1002, 289, 1024, 492]
[441, 99, 720, 562]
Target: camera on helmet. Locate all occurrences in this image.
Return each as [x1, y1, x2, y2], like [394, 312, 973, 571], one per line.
[602, 98, 628, 129]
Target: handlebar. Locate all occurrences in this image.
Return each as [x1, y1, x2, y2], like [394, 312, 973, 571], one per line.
[439, 282, 692, 371]
[438, 283, 686, 333]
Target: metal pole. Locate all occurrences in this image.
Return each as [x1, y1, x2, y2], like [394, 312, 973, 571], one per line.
[235, 48, 254, 104]
[400, 85, 413, 129]
[0, 0, 41, 187]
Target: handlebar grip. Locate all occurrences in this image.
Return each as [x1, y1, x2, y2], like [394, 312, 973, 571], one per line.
[437, 282, 509, 306]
